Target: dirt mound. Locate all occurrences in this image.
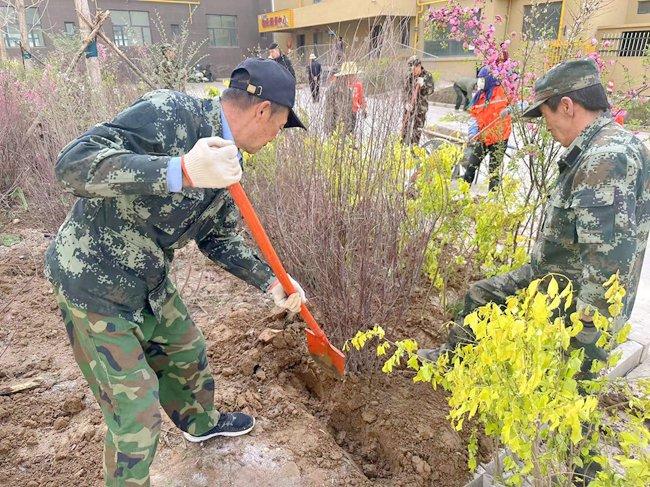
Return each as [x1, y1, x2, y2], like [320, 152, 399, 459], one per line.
[0, 227, 474, 486]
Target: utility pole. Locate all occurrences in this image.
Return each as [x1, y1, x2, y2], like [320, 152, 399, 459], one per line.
[15, 0, 32, 69]
[0, 25, 7, 62]
[74, 0, 103, 89]
[0, 6, 8, 62]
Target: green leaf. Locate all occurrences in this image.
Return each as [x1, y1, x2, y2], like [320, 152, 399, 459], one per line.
[615, 323, 631, 344]
[564, 292, 573, 311]
[413, 362, 434, 383]
[527, 279, 540, 297]
[548, 276, 559, 297]
[407, 354, 420, 371]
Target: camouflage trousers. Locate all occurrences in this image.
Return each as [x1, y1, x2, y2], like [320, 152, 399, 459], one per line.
[401, 107, 427, 146]
[55, 288, 219, 486]
[447, 264, 607, 375]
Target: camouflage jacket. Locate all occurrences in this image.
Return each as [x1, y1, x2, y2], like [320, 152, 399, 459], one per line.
[403, 69, 434, 112]
[531, 113, 650, 323]
[45, 90, 275, 324]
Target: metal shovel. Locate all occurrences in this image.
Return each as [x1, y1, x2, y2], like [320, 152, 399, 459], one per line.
[228, 183, 346, 377]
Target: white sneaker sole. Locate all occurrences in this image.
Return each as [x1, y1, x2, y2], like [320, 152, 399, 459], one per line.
[182, 417, 256, 443]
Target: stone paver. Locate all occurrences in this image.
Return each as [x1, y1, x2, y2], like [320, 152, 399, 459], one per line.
[628, 320, 650, 362]
[626, 356, 650, 379]
[607, 341, 643, 379]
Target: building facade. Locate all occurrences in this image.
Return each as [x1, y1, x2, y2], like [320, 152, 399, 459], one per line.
[259, 0, 649, 87]
[1, 0, 274, 76]
[259, 0, 418, 63]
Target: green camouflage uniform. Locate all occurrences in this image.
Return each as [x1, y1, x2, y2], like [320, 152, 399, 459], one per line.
[401, 68, 434, 145]
[154, 58, 182, 91]
[449, 113, 650, 371]
[45, 89, 275, 486]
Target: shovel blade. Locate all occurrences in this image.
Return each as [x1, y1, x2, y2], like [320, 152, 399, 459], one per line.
[305, 329, 346, 376]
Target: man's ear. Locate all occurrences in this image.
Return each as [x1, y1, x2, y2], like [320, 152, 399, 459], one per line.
[561, 96, 574, 117]
[256, 100, 272, 120]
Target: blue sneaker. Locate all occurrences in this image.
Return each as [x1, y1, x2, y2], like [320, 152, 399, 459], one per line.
[182, 412, 255, 442]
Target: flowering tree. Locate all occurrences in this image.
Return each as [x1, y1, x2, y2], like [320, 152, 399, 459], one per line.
[424, 0, 647, 249]
[427, 3, 520, 100]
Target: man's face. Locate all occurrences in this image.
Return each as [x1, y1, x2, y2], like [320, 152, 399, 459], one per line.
[237, 101, 289, 154]
[269, 48, 280, 59]
[412, 64, 422, 76]
[540, 98, 575, 147]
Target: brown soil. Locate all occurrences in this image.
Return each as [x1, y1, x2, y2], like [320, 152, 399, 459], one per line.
[0, 223, 478, 487]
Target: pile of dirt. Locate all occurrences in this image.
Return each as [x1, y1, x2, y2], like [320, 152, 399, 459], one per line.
[428, 86, 458, 106]
[0, 225, 478, 486]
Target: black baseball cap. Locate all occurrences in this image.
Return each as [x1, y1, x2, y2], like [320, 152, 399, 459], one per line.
[268, 42, 279, 50]
[225, 57, 305, 129]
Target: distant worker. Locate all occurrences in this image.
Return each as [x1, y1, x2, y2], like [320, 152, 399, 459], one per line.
[453, 76, 477, 111]
[155, 44, 184, 91]
[401, 56, 435, 146]
[307, 53, 322, 102]
[463, 66, 511, 190]
[268, 42, 295, 78]
[335, 36, 345, 66]
[324, 61, 365, 137]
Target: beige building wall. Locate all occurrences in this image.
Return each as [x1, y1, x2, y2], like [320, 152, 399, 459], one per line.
[264, 0, 417, 58]
[264, 1, 648, 86]
[419, 0, 647, 87]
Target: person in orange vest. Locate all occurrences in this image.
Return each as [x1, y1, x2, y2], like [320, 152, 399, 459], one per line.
[612, 106, 627, 126]
[463, 66, 512, 190]
[324, 62, 366, 136]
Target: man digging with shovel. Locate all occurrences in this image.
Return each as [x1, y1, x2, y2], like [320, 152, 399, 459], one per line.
[45, 58, 307, 486]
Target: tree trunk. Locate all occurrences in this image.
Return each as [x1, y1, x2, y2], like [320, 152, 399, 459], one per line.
[0, 31, 7, 62]
[74, 0, 103, 92]
[15, 0, 32, 69]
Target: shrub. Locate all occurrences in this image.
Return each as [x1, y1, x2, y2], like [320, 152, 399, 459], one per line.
[0, 50, 145, 228]
[408, 142, 529, 308]
[348, 273, 650, 485]
[245, 130, 434, 371]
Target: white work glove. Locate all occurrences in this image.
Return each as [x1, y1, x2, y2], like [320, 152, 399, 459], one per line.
[181, 136, 242, 189]
[416, 77, 425, 87]
[267, 275, 307, 314]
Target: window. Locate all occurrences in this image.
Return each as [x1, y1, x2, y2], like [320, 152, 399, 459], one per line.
[111, 10, 151, 47]
[424, 8, 479, 57]
[522, 2, 562, 41]
[207, 15, 237, 47]
[170, 24, 180, 37]
[1, 6, 45, 48]
[64, 22, 77, 36]
[424, 37, 474, 58]
[399, 17, 410, 47]
[619, 30, 650, 57]
[639, 1, 650, 14]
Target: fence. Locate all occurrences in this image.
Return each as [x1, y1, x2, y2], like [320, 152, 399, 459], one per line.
[545, 39, 596, 67]
[598, 30, 650, 57]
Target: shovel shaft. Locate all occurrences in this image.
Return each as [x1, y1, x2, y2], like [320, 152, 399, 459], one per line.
[228, 183, 328, 341]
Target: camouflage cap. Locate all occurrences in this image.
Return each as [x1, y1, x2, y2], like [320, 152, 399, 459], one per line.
[407, 55, 421, 67]
[522, 58, 602, 118]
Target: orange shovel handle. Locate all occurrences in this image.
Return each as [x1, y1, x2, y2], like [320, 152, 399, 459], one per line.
[228, 183, 328, 341]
